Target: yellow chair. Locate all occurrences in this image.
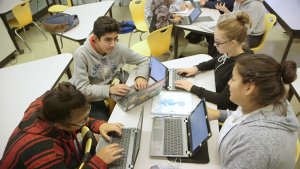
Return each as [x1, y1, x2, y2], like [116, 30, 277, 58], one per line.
[128, 0, 148, 47]
[48, 0, 72, 13]
[131, 25, 173, 58]
[79, 126, 97, 169]
[251, 13, 277, 52]
[8, 0, 48, 51]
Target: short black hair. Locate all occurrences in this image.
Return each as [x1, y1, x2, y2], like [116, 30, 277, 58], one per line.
[93, 16, 121, 38]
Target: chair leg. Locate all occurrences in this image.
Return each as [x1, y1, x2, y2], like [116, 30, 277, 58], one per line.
[22, 27, 27, 39]
[33, 22, 48, 40]
[15, 29, 31, 51]
[128, 31, 134, 47]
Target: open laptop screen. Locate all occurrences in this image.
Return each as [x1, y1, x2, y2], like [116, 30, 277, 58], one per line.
[189, 100, 210, 152]
[132, 107, 144, 164]
[189, 7, 201, 23]
[150, 57, 167, 82]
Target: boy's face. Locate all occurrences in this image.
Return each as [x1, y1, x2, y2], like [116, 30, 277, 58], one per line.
[94, 32, 119, 55]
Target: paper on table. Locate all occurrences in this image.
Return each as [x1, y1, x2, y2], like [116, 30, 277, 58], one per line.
[151, 91, 193, 116]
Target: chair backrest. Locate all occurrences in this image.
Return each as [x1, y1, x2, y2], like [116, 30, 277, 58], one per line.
[67, 0, 72, 7]
[129, 0, 146, 29]
[12, 0, 33, 27]
[251, 13, 277, 52]
[147, 25, 173, 57]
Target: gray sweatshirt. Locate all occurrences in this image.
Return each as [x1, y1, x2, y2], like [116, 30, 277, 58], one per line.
[233, 0, 265, 36]
[69, 36, 149, 101]
[219, 101, 300, 169]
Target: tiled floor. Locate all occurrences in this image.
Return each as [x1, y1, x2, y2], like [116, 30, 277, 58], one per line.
[3, 5, 300, 167]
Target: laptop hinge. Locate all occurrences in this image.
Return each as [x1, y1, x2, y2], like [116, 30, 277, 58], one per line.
[184, 118, 188, 123]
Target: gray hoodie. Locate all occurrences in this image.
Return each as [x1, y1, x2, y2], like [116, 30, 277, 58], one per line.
[69, 36, 149, 101]
[219, 101, 300, 169]
[233, 0, 265, 36]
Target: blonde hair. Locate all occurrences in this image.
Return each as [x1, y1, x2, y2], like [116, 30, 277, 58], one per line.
[217, 12, 251, 43]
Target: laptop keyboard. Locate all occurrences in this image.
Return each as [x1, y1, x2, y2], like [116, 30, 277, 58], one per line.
[164, 118, 184, 155]
[172, 70, 184, 82]
[109, 129, 132, 169]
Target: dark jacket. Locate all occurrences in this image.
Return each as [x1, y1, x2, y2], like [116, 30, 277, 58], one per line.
[191, 51, 252, 110]
[0, 96, 107, 169]
[204, 0, 235, 12]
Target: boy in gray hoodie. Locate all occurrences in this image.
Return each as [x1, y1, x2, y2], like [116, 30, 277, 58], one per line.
[70, 16, 149, 120]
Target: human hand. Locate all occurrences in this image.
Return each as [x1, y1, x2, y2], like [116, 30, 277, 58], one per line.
[96, 143, 123, 164]
[179, 3, 189, 10]
[215, 3, 229, 13]
[177, 67, 198, 76]
[109, 84, 131, 96]
[174, 80, 193, 91]
[200, 0, 206, 6]
[171, 15, 182, 23]
[99, 123, 124, 141]
[135, 77, 148, 90]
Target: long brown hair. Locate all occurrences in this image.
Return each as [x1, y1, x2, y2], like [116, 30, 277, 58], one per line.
[236, 54, 297, 107]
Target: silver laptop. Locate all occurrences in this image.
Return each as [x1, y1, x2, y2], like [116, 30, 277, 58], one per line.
[179, 7, 202, 25]
[111, 79, 165, 111]
[150, 57, 192, 91]
[150, 100, 211, 157]
[97, 107, 144, 169]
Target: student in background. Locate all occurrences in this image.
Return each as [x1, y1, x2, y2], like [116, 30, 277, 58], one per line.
[200, 0, 235, 12]
[175, 12, 252, 111]
[149, 0, 189, 58]
[0, 82, 124, 169]
[70, 16, 149, 120]
[209, 54, 299, 169]
[216, 0, 265, 48]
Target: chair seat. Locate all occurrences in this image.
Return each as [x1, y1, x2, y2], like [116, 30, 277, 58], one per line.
[135, 22, 148, 32]
[48, 5, 70, 13]
[8, 18, 21, 29]
[130, 40, 151, 56]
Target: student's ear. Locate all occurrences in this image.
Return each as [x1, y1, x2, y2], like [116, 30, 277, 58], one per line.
[245, 82, 255, 96]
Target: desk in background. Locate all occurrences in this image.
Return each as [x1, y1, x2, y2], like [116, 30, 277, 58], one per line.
[51, 1, 114, 55]
[174, 8, 220, 58]
[264, 0, 300, 62]
[109, 54, 221, 168]
[0, 53, 73, 158]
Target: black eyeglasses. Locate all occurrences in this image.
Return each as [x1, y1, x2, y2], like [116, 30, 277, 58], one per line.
[67, 105, 91, 128]
[214, 41, 228, 47]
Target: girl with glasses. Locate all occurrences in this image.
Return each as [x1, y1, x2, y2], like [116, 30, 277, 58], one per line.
[175, 12, 252, 111]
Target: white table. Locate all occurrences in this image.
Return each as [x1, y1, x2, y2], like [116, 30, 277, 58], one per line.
[0, 53, 73, 158]
[0, 0, 24, 54]
[109, 54, 221, 168]
[51, 1, 114, 55]
[174, 8, 220, 58]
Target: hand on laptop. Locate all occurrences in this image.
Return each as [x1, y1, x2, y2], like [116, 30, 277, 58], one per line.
[109, 84, 131, 96]
[135, 77, 148, 90]
[96, 143, 123, 164]
[174, 80, 193, 91]
[177, 67, 198, 76]
[99, 123, 124, 141]
[215, 3, 230, 13]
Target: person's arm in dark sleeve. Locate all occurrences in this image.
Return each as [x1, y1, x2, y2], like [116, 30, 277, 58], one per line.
[196, 57, 218, 71]
[190, 84, 237, 110]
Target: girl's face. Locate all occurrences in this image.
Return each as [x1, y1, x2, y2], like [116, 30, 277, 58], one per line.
[214, 28, 232, 54]
[228, 65, 249, 106]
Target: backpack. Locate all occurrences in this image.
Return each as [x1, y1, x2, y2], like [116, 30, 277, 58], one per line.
[119, 20, 136, 34]
[42, 13, 79, 33]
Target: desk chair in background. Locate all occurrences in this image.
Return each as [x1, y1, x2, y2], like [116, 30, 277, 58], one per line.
[8, 0, 48, 51]
[128, 0, 148, 47]
[48, 0, 73, 13]
[251, 13, 277, 52]
[131, 25, 173, 59]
